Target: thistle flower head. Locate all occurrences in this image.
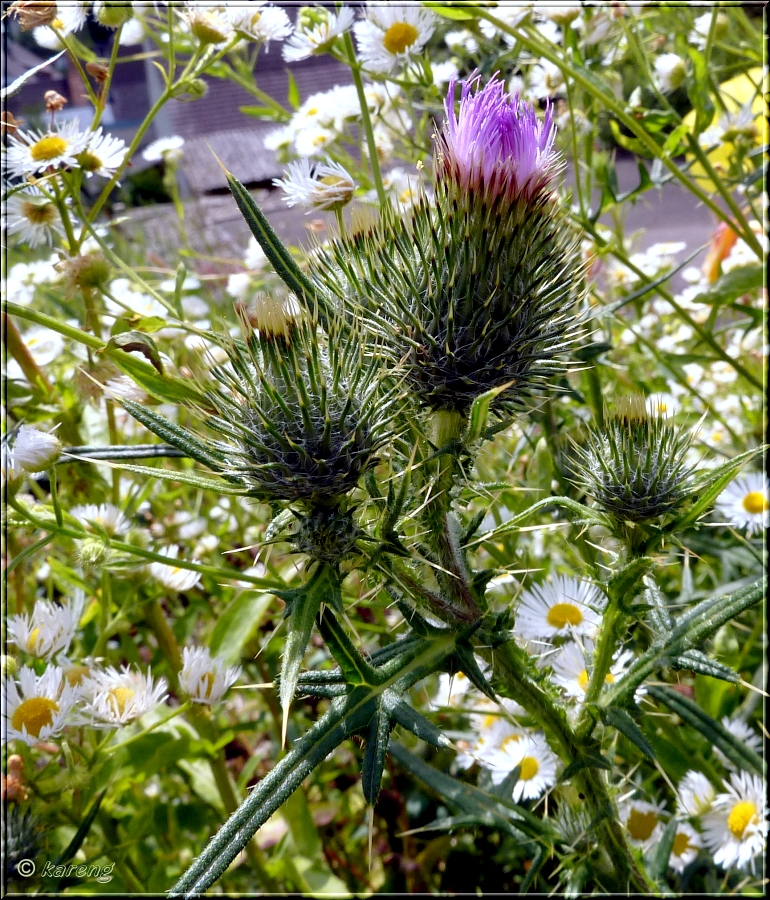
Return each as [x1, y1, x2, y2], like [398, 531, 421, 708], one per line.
[573, 397, 698, 523]
[437, 74, 561, 204]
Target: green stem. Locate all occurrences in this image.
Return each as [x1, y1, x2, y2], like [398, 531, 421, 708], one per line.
[143, 599, 280, 892]
[54, 28, 99, 108]
[487, 640, 653, 893]
[93, 25, 124, 129]
[343, 32, 386, 206]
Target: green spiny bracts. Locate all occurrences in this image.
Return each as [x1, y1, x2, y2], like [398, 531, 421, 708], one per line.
[572, 397, 698, 524]
[311, 76, 585, 415]
[195, 295, 397, 506]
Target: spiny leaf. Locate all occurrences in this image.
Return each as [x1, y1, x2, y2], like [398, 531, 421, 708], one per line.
[648, 815, 679, 884]
[390, 699, 450, 749]
[648, 685, 764, 776]
[601, 707, 655, 761]
[668, 650, 739, 684]
[361, 705, 393, 806]
[467, 381, 513, 444]
[316, 608, 380, 687]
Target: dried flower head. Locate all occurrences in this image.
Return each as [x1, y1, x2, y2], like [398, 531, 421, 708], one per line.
[9, 0, 58, 31]
[572, 397, 698, 523]
[44, 90, 67, 113]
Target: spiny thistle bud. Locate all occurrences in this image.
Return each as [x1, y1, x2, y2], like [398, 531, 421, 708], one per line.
[121, 301, 398, 511]
[572, 397, 697, 523]
[205, 298, 394, 505]
[312, 75, 584, 414]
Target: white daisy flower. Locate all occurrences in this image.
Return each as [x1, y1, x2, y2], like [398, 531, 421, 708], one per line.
[6, 598, 79, 662]
[77, 127, 128, 178]
[293, 125, 337, 158]
[5, 184, 63, 248]
[669, 821, 702, 873]
[148, 545, 202, 592]
[244, 236, 267, 271]
[182, 4, 234, 46]
[702, 772, 768, 871]
[11, 425, 61, 473]
[479, 4, 531, 45]
[713, 717, 764, 770]
[620, 798, 667, 849]
[179, 646, 241, 705]
[78, 666, 168, 728]
[677, 769, 717, 818]
[353, 4, 436, 73]
[515, 576, 605, 641]
[142, 135, 185, 164]
[263, 124, 295, 154]
[527, 60, 566, 99]
[487, 730, 559, 802]
[550, 640, 633, 700]
[714, 472, 768, 536]
[228, 4, 292, 46]
[543, 4, 582, 26]
[654, 53, 687, 93]
[274, 158, 356, 212]
[1, 444, 21, 489]
[4, 324, 64, 382]
[2, 665, 79, 746]
[119, 16, 145, 45]
[70, 503, 130, 536]
[283, 7, 355, 62]
[4, 121, 90, 177]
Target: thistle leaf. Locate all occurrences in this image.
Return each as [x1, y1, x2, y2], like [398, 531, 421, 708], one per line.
[361, 705, 393, 806]
[647, 685, 764, 776]
[316, 607, 381, 687]
[224, 170, 317, 309]
[278, 569, 330, 747]
[648, 816, 679, 884]
[667, 650, 739, 684]
[390, 700, 450, 749]
[601, 708, 655, 761]
[119, 400, 226, 470]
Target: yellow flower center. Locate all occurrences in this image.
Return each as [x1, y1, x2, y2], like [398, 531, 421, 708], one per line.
[578, 669, 590, 690]
[20, 200, 58, 226]
[65, 665, 91, 687]
[626, 808, 658, 841]
[26, 627, 41, 653]
[319, 174, 347, 188]
[672, 831, 691, 856]
[30, 135, 69, 162]
[519, 756, 539, 781]
[12, 697, 59, 738]
[203, 671, 216, 698]
[312, 134, 330, 147]
[77, 150, 102, 172]
[546, 602, 583, 629]
[500, 734, 523, 752]
[250, 11, 262, 26]
[727, 800, 757, 839]
[742, 491, 768, 515]
[108, 686, 135, 716]
[306, 106, 319, 117]
[480, 714, 497, 729]
[383, 21, 419, 55]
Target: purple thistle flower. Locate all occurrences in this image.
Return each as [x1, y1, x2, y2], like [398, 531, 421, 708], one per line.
[438, 74, 561, 202]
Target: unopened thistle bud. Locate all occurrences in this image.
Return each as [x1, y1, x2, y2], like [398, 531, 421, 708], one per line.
[572, 397, 697, 523]
[121, 301, 397, 513]
[313, 75, 584, 414]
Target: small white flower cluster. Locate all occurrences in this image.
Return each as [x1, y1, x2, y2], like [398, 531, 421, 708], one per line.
[4, 121, 128, 181]
[433, 671, 559, 804]
[264, 82, 399, 161]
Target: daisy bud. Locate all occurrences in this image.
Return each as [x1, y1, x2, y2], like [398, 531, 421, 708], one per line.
[9, 0, 58, 31]
[94, 1, 133, 29]
[572, 397, 697, 525]
[44, 90, 68, 114]
[654, 53, 687, 94]
[77, 537, 110, 572]
[179, 647, 241, 705]
[11, 425, 61, 473]
[185, 9, 232, 46]
[173, 78, 209, 102]
[314, 75, 583, 414]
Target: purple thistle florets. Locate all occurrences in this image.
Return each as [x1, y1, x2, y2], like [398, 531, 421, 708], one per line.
[438, 75, 561, 202]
